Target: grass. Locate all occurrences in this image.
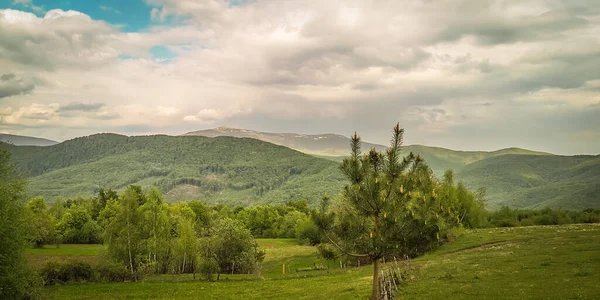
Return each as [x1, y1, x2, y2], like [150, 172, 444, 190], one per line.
[25, 244, 104, 267]
[25, 244, 104, 256]
[39, 224, 600, 299]
[399, 225, 600, 299]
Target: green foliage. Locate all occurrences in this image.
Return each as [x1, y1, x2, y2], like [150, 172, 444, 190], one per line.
[39, 225, 600, 300]
[485, 206, 600, 227]
[295, 217, 321, 245]
[4, 134, 345, 206]
[95, 260, 133, 283]
[200, 218, 265, 277]
[40, 260, 133, 285]
[103, 185, 144, 276]
[0, 149, 42, 299]
[316, 124, 486, 300]
[56, 204, 102, 244]
[458, 154, 600, 209]
[25, 196, 57, 247]
[316, 243, 338, 261]
[139, 187, 170, 273]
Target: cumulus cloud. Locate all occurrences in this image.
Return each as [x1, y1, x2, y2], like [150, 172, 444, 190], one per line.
[0, 72, 35, 98]
[0, 1, 599, 154]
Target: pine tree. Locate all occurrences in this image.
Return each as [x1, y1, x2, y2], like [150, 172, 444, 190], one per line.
[315, 123, 462, 300]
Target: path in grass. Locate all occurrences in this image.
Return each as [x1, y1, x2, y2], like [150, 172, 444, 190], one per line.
[43, 225, 600, 300]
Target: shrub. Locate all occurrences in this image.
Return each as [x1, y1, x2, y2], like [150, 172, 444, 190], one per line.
[198, 258, 219, 281]
[316, 243, 338, 261]
[40, 261, 62, 286]
[96, 261, 133, 282]
[41, 260, 133, 285]
[59, 261, 94, 283]
[296, 218, 321, 245]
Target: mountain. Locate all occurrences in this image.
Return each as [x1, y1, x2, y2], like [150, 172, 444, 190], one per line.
[457, 154, 600, 210]
[1, 134, 345, 205]
[0, 133, 58, 146]
[182, 127, 550, 176]
[3, 129, 598, 210]
[182, 126, 388, 156]
[182, 127, 599, 209]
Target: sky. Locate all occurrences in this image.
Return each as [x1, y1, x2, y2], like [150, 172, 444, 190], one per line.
[0, 0, 599, 155]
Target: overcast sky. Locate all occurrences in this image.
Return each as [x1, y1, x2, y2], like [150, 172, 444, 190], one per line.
[0, 0, 599, 154]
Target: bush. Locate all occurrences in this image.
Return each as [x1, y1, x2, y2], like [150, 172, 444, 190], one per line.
[40, 261, 62, 286]
[96, 261, 133, 282]
[316, 243, 337, 261]
[59, 261, 94, 283]
[198, 258, 219, 281]
[296, 218, 321, 245]
[41, 260, 134, 285]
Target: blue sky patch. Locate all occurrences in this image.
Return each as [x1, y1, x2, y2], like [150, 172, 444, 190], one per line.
[4, 0, 154, 32]
[149, 45, 177, 61]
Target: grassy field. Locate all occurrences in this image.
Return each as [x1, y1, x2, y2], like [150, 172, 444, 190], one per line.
[37, 224, 600, 299]
[25, 244, 104, 267]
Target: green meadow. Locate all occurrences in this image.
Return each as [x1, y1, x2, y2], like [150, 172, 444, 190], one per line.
[35, 224, 600, 300]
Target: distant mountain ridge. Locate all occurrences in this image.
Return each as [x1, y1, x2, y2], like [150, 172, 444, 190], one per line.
[182, 126, 388, 156]
[182, 126, 550, 176]
[0, 133, 58, 146]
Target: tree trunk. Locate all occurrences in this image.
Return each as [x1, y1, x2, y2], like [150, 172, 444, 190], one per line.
[371, 258, 380, 300]
[127, 208, 134, 279]
[371, 214, 381, 300]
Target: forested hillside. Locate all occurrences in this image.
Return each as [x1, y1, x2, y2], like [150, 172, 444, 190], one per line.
[1, 134, 345, 205]
[2, 132, 598, 210]
[458, 154, 600, 209]
[183, 127, 549, 177]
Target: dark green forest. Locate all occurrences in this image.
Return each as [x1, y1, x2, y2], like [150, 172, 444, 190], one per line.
[1, 134, 345, 206]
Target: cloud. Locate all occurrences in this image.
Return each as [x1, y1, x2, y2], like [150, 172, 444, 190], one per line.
[0, 1, 599, 154]
[99, 6, 121, 14]
[58, 102, 105, 112]
[184, 108, 251, 124]
[0, 72, 35, 98]
[12, 0, 45, 14]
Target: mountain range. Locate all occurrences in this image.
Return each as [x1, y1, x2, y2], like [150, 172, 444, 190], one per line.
[2, 129, 598, 210]
[182, 127, 550, 177]
[0, 133, 58, 146]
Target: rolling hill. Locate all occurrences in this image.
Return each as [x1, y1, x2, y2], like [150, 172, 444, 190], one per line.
[0, 133, 58, 146]
[1, 134, 345, 205]
[182, 127, 550, 177]
[182, 126, 389, 156]
[2, 130, 598, 210]
[457, 154, 600, 210]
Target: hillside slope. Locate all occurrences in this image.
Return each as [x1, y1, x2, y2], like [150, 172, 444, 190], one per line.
[182, 126, 388, 156]
[458, 154, 600, 209]
[3, 131, 598, 210]
[183, 127, 549, 176]
[0, 133, 58, 146]
[2, 134, 345, 205]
